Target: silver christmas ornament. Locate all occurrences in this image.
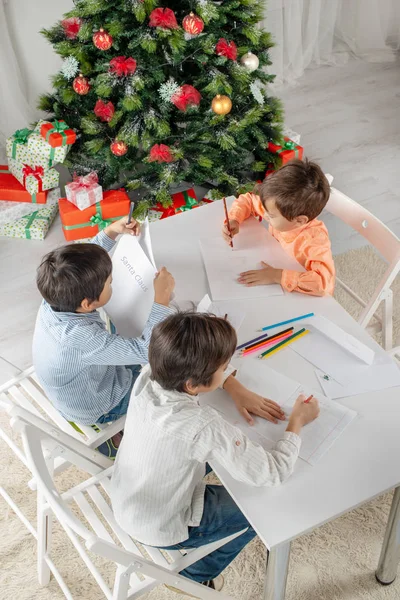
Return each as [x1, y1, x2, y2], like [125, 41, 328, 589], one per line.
[240, 51, 259, 72]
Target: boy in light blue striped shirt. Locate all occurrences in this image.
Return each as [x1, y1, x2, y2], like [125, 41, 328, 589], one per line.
[32, 217, 174, 455]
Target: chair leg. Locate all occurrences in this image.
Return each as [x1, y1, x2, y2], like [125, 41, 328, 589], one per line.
[382, 289, 393, 351]
[37, 490, 52, 586]
[113, 565, 131, 600]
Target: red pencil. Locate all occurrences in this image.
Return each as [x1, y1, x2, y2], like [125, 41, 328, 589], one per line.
[304, 395, 313, 404]
[223, 197, 233, 248]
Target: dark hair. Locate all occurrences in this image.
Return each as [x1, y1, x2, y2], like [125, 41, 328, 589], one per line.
[36, 243, 112, 312]
[256, 158, 330, 221]
[149, 312, 237, 392]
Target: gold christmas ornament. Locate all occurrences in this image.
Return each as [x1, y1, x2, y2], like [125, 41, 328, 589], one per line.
[240, 51, 259, 72]
[211, 94, 232, 115]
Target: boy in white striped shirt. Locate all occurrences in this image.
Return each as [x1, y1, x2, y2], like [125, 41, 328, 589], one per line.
[112, 312, 319, 591]
[33, 216, 175, 457]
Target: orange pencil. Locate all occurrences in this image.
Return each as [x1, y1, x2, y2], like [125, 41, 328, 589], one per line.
[304, 395, 313, 404]
[223, 197, 233, 248]
[241, 331, 293, 356]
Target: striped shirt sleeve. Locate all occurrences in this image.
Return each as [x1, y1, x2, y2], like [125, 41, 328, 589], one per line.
[194, 417, 301, 487]
[91, 230, 116, 253]
[79, 302, 173, 366]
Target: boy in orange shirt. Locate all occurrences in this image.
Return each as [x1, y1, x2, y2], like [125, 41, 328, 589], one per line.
[222, 159, 335, 296]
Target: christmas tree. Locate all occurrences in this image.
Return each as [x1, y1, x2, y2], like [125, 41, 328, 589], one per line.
[39, 0, 283, 215]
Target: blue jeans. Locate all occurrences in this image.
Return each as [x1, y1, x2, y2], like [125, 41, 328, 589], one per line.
[160, 480, 256, 583]
[96, 364, 141, 424]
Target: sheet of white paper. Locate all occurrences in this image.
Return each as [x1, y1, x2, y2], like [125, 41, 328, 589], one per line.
[196, 294, 246, 333]
[138, 217, 156, 268]
[305, 315, 375, 365]
[316, 361, 400, 399]
[201, 362, 357, 466]
[105, 235, 156, 337]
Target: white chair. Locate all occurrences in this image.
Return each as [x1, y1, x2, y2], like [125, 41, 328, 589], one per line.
[325, 175, 400, 351]
[0, 366, 123, 539]
[10, 404, 243, 600]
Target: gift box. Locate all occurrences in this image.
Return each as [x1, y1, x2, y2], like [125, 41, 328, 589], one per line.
[8, 158, 59, 196]
[0, 189, 59, 240]
[6, 129, 69, 169]
[38, 119, 76, 148]
[267, 137, 303, 166]
[65, 172, 103, 211]
[0, 166, 48, 204]
[282, 128, 301, 145]
[149, 188, 199, 221]
[59, 189, 130, 241]
[0, 198, 39, 225]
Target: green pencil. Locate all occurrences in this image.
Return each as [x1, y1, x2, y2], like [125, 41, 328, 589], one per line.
[258, 328, 309, 359]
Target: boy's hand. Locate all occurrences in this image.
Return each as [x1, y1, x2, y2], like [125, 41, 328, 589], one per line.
[104, 216, 141, 240]
[223, 376, 286, 425]
[222, 219, 240, 244]
[286, 394, 320, 435]
[238, 261, 282, 286]
[154, 267, 175, 307]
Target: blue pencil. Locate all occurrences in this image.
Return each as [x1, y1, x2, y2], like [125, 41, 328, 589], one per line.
[260, 312, 314, 332]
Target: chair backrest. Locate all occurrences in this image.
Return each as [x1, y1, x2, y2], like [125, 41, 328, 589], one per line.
[326, 185, 400, 265]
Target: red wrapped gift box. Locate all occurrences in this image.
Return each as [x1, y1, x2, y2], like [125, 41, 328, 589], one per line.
[152, 188, 199, 219]
[59, 189, 130, 241]
[0, 165, 47, 204]
[40, 120, 76, 148]
[267, 137, 303, 166]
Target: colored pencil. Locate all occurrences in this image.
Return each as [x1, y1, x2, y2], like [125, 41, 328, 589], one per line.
[223, 197, 233, 248]
[259, 328, 309, 359]
[127, 201, 135, 224]
[304, 395, 313, 404]
[242, 326, 294, 352]
[224, 313, 228, 320]
[237, 332, 274, 351]
[260, 312, 314, 332]
[241, 331, 293, 357]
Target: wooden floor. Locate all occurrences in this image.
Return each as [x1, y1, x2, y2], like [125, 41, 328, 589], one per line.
[0, 57, 399, 381]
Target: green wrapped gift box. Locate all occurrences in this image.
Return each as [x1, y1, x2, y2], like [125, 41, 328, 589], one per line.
[6, 127, 70, 169]
[0, 191, 59, 240]
[8, 158, 59, 195]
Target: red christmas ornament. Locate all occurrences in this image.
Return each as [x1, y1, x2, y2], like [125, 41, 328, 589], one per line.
[110, 140, 128, 156]
[73, 73, 90, 95]
[149, 8, 178, 29]
[92, 28, 113, 50]
[216, 38, 237, 61]
[109, 56, 137, 77]
[94, 99, 115, 122]
[148, 144, 175, 163]
[61, 17, 82, 40]
[171, 85, 201, 112]
[182, 12, 204, 35]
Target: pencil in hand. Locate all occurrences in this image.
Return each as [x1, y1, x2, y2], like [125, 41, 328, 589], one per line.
[127, 201, 135, 224]
[304, 395, 313, 404]
[223, 197, 233, 248]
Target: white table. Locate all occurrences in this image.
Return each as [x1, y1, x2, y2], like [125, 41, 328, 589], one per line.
[150, 200, 400, 599]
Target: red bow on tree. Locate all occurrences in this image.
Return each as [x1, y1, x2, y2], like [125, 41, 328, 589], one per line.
[94, 99, 115, 122]
[61, 17, 82, 40]
[215, 38, 237, 61]
[149, 8, 178, 29]
[109, 56, 137, 77]
[171, 85, 201, 111]
[148, 144, 175, 163]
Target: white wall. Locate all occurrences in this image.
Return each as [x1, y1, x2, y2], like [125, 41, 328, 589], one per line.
[5, 0, 74, 115]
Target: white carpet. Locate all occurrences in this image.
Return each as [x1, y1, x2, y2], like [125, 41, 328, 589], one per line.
[0, 246, 399, 600]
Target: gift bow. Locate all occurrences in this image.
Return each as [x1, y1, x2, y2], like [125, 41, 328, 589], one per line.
[177, 191, 199, 212]
[89, 213, 114, 230]
[22, 164, 44, 193]
[69, 172, 99, 192]
[282, 140, 296, 150]
[13, 128, 33, 145]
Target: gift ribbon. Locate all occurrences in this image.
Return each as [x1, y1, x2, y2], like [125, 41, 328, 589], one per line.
[62, 201, 123, 232]
[23, 210, 51, 240]
[1, 166, 37, 202]
[176, 191, 199, 212]
[12, 128, 33, 159]
[276, 139, 300, 158]
[68, 172, 99, 205]
[22, 164, 44, 195]
[45, 120, 69, 147]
